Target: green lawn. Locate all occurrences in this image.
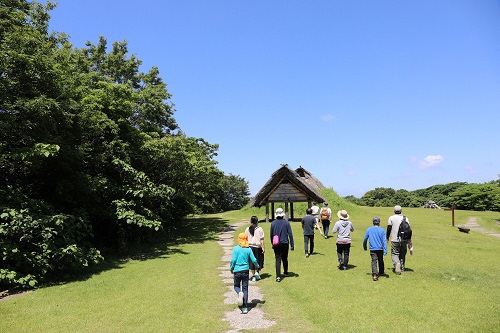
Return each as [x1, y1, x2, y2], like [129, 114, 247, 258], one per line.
[1, 206, 499, 332]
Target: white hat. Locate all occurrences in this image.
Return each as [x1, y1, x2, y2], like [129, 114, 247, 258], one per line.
[275, 208, 285, 217]
[337, 210, 350, 220]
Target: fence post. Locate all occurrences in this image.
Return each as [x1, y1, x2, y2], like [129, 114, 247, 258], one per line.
[451, 204, 456, 226]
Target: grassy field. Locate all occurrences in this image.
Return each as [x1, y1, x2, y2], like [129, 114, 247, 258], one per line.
[1, 196, 499, 332]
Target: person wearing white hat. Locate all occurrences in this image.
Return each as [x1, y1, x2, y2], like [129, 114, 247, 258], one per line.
[332, 210, 354, 270]
[270, 207, 294, 282]
[386, 205, 410, 274]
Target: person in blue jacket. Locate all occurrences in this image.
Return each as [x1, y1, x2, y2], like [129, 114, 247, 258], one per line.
[363, 216, 388, 281]
[230, 233, 259, 314]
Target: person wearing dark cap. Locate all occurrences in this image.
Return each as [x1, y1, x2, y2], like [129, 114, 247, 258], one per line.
[386, 205, 410, 274]
[363, 216, 387, 281]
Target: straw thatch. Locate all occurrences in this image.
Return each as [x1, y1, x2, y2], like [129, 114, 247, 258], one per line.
[249, 164, 326, 208]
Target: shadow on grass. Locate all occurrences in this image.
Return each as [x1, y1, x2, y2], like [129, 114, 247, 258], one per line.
[37, 216, 232, 291]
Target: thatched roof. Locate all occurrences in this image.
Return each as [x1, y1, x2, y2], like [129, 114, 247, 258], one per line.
[249, 164, 326, 208]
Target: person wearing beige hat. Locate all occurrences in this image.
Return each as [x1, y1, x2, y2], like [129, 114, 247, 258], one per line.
[332, 210, 354, 270]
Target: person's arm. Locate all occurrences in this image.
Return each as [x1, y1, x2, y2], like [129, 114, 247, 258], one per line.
[386, 225, 392, 241]
[287, 222, 294, 250]
[260, 238, 265, 253]
[363, 231, 369, 251]
[332, 222, 338, 234]
[230, 248, 236, 273]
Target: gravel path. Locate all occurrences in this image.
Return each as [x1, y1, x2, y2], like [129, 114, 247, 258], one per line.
[218, 221, 276, 332]
[462, 217, 500, 238]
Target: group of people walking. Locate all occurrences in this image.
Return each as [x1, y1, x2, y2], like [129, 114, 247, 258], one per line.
[230, 204, 412, 313]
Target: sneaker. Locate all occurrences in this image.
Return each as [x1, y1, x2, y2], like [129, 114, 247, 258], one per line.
[395, 263, 401, 275]
[242, 307, 248, 314]
[237, 291, 244, 306]
[324, 235, 328, 239]
[342, 266, 347, 270]
[254, 272, 261, 280]
[305, 253, 309, 258]
[373, 275, 378, 281]
[283, 272, 289, 277]
[251, 276, 256, 282]
[276, 277, 281, 282]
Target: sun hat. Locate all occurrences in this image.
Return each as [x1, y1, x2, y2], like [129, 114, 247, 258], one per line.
[238, 233, 249, 247]
[372, 216, 381, 224]
[337, 210, 350, 220]
[275, 208, 285, 217]
[394, 205, 402, 213]
[324, 202, 329, 206]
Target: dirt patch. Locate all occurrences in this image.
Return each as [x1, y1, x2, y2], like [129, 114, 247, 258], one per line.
[461, 217, 500, 238]
[0, 288, 32, 301]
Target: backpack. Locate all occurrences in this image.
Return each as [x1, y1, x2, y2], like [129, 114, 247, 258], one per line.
[320, 208, 329, 221]
[397, 216, 412, 241]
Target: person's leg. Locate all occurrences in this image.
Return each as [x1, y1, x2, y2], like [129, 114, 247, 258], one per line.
[323, 220, 330, 236]
[303, 234, 309, 254]
[234, 271, 244, 307]
[233, 272, 242, 294]
[391, 241, 401, 273]
[370, 251, 378, 275]
[282, 243, 290, 274]
[310, 234, 314, 254]
[377, 250, 385, 275]
[400, 241, 408, 271]
[273, 246, 282, 279]
[343, 244, 351, 267]
[336, 243, 344, 268]
[241, 271, 249, 308]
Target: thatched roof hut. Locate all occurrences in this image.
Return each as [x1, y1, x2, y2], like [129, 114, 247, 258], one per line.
[250, 164, 326, 221]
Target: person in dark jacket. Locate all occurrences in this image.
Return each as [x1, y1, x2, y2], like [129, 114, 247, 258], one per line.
[270, 208, 294, 282]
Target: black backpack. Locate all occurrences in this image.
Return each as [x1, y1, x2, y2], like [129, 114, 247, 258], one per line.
[397, 216, 412, 241]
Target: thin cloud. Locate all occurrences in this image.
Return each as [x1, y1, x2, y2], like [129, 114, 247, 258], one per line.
[464, 165, 479, 174]
[419, 155, 444, 169]
[320, 114, 336, 122]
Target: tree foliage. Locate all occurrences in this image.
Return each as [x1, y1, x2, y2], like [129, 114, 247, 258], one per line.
[0, 1, 250, 288]
[345, 179, 499, 212]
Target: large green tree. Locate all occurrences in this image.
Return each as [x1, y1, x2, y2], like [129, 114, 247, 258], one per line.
[1, 1, 234, 288]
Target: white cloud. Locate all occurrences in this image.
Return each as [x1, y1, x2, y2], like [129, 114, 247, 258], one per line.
[419, 155, 444, 169]
[320, 114, 336, 122]
[464, 165, 479, 174]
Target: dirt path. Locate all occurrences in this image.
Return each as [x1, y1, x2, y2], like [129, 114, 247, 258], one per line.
[218, 220, 276, 333]
[461, 217, 500, 238]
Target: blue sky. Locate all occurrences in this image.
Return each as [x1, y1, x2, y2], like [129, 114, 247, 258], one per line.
[49, 1, 500, 197]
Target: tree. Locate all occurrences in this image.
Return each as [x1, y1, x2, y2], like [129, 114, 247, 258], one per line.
[449, 183, 500, 212]
[1, 1, 240, 288]
[216, 174, 250, 212]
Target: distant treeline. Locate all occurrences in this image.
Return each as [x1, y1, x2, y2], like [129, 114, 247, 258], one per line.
[343, 179, 500, 212]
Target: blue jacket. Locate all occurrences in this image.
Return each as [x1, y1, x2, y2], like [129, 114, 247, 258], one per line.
[230, 245, 258, 273]
[270, 218, 294, 250]
[363, 226, 387, 254]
